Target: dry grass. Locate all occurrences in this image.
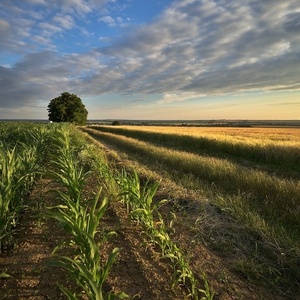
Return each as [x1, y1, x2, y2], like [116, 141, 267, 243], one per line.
[82, 125, 300, 298]
[114, 125, 300, 144]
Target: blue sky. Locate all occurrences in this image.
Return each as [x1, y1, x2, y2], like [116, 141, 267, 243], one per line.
[0, 0, 300, 120]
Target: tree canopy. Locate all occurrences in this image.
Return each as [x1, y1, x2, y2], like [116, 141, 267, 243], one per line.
[47, 92, 88, 125]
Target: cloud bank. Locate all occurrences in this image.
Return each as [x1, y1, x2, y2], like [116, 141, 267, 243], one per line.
[0, 0, 299, 116]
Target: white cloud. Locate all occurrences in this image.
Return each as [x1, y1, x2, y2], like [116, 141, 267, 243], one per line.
[98, 15, 124, 27]
[0, 0, 109, 52]
[157, 92, 206, 104]
[0, 50, 104, 109]
[99, 15, 116, 26]
[39, 22, 63, 35]
[53, 14, 75, 30]
[31, 35, 55, 48]
[94, 0, 300, 101]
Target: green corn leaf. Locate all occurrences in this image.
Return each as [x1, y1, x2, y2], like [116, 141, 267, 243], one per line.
[59, 285, 79, 300]
[0, 272, 12, 279]
[99, 247, 119, 286]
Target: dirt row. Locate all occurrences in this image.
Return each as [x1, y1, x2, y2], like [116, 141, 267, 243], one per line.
[0, 141, 283, 299]
[0, 175, 187, 299]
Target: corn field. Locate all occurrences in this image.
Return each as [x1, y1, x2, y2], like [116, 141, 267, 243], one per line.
[1, 121, 299, 299]
[0, 123, 50, 252]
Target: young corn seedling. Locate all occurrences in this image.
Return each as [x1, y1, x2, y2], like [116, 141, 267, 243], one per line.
[47, 188, 126, 299]
[0, 145, 39, 251]
[117, 169, 214, 300]
[117, 169, 167, 226]
[47, 189, 114, 249]
[46, 126, 127, 299]
[198, 272, 215, 300]
[50, 246, 127, 300]
[50, 147, 90, 204]
[116, 169, 141, 213]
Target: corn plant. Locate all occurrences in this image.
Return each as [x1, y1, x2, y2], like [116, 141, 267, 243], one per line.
[47, 189, 115, 253]
[117, 169, 167, 224]
[117, 169, 214, 299]
[0, 144, 40, 251]
[0, 123, 51, 252]
[151, 213, 214, 300]
[50, 247, 124, 300]
[47, 192, 125, 300]
[46, 125, 127, 299]
[116, 169, 141, 214]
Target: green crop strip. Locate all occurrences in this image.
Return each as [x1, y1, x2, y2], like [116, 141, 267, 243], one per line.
[45, 125, 127, 300]
[0, 123, 52, 253]
[116, 169, 214, 299]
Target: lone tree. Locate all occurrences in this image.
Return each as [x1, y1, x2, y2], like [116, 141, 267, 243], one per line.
[47, 92, 88, 125]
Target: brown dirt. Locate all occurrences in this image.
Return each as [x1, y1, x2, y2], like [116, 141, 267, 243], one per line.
[0, 176, 187, 300]
[0, 179, 70, 300]
[0, 152, 286, 300]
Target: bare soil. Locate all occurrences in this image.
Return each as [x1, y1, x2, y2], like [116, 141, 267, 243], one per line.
[0, 149, 285, 300]
[0, 179, 70, 300]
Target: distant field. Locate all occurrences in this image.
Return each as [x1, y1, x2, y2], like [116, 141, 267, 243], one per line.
[111, 125, 300, 143]
[88, 125, 300, 172]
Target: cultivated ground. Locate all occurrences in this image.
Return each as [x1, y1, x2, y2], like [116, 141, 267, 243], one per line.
[0, 134, 287, 300]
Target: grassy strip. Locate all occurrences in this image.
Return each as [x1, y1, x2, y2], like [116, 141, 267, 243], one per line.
[88, 125, 300, 173]
[81, 127, 300, 297]
[81, 128, 300, 233]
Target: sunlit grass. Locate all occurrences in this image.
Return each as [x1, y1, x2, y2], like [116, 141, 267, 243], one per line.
[108, 125, 300, 144]
[89, 125, 300, 173]
[82, 128, 300, 230]
[82, 126, 300, 296]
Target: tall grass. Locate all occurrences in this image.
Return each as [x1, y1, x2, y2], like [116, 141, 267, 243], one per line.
[81, 128, 300, 234]
[81, 127, 300, 296]
[89, 126, 300, 173]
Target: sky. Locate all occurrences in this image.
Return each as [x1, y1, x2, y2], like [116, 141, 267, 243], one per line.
[0, 0, 300, 120]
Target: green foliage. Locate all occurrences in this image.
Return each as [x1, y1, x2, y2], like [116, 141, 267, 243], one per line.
[0, 123, 50, 252]
[46, 125, 127, 299]
[112, 121, 121, 126]
[48, 92, 88, 125]
[117, 169, 214, 299]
